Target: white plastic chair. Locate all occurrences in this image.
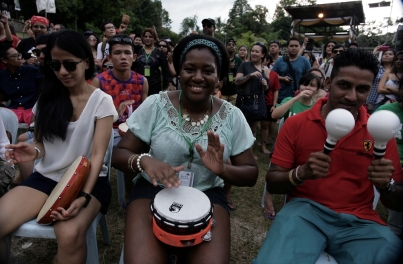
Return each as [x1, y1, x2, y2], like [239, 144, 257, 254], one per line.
[0, 108, 19, 144]
[7, 132, 114, 264]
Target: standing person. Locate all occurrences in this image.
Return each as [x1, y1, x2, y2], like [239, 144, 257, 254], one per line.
[16, 16, 49, 65]
[0, 29, 117, 264]
[253, 48, 403, 264]
[318, 40, 337, 65]
[132, 28, 174, 95]
[221, 38, 242, 105]
[268, 40, 281, 68]
[112, 34, 258, 263]
[53, 24, 65, 32]
[272, 37, 311, 104]
[377, 81, 403, 240]
[320, 44, 345, 80]
[202, 18, 215, 37]
[237, 45, 248, 62]
[367, 48, 396, 112]
[96, 21, 116, 64]
[377, 51, 403, 103]
[158, 39, 176, 77]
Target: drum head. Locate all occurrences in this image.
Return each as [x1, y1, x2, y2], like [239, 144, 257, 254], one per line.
[153, 186, 211, 224]
[118, 122, 128, 133]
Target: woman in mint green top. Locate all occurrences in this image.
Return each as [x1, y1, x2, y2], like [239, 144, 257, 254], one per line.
[272, 73, 321, 121]
[112, 34, 258, 263]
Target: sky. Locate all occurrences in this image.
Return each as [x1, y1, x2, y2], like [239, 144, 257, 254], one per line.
[162, 0, 403, 34]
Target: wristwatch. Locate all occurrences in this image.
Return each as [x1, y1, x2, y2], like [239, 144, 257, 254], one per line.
[378, 178, 396, 193]
[80, 192, 92, 208]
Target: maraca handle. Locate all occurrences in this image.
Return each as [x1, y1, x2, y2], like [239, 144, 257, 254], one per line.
[323, 148, 331, 155]
[373, 145, 385, 160]
[323, 140, 335, 155]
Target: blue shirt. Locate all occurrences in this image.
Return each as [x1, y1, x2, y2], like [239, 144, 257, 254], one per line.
[0, 65, 43, 109]
[272, 56, 311, 103]
[367, 66, 386, 105]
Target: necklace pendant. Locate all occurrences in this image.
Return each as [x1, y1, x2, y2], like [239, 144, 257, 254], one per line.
[196, 121, 200, 126]
[183, 114, 188, 119]
[187, 162, 191, 169]
[200, 120, 204, 125]
[185, 117, 190, 121]
[204, 115, 208, 121]
[191, 121, 196, 126]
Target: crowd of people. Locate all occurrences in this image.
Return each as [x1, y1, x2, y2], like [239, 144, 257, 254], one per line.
[0, 13, 402, 264]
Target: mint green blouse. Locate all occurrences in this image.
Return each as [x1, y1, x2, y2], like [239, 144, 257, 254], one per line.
[126, 92, 255, 191]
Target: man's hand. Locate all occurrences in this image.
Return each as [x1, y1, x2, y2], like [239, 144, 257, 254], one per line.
[367, 158, 395, 190]
[298, 152, 331, 181]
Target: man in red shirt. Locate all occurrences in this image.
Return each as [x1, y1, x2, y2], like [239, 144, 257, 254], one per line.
[253, 49, 403, 263]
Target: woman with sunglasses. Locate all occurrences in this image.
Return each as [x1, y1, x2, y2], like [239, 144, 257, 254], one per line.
[158, 39, 176, 77]
[132, 28, 174, 94]
[112, 34, 257, 263]
[377, 51, 403, 105]
[0, 30, 117, 264]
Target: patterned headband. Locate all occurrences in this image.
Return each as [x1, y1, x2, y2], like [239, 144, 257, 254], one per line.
[180, 39, 222, 68]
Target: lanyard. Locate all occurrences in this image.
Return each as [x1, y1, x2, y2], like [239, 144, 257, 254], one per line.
[144, 48, 154, 64]
[178, 91, 213, 169]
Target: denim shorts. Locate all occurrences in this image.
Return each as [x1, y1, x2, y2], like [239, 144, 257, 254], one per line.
[127, 177, 230, 214]
[20, 171, 112, 214]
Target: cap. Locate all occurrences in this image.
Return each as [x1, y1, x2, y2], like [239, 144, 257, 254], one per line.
[202, 18, 215, 27]
[84, 30, 93, 37]
[226, 38, 236, 45]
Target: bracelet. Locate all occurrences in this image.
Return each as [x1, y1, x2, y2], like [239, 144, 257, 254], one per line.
[288, 169, 298, 186]
[34, 147, 41, 160]
[295, 166, 304, 184]
[127, 154, 138, 172]
[137, 153, 152, 172]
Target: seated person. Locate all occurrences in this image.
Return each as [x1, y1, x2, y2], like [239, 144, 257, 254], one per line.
[111, 34, 258, 263]
[0, 46, 42, 124]
[253, 49, 403, 264]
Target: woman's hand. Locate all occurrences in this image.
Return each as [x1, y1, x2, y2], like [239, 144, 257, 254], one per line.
[117, 100, 135, 116]
[296, 90, 313, 99]
[260, 78, 268, 87]
[5, 142, 37, 164]
[196, 131, 225, 175]
[250, 71, 262, 79]
[50, 196, 86, 222]
[141, 157, 184, 188]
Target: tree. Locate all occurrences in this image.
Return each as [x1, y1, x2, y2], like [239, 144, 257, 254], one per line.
[179, 15, 198, 37]
[226, 0, 253, 35]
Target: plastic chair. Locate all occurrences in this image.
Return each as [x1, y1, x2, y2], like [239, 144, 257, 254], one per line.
[0, 108, 19, 144]
[7, 132, 114, 264]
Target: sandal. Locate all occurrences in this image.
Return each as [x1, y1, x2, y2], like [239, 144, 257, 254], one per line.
[263, 210, 276, 220]
[227, 200, 237, 211]
[262, 148, 271, 156]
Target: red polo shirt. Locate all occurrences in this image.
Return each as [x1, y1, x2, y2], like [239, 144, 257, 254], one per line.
[272, 98, 403, 225]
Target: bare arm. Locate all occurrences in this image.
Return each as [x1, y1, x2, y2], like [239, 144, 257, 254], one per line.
[1, 14, 12, 41]
[141, 78, 149, 102]
[377, 72, 391, 94]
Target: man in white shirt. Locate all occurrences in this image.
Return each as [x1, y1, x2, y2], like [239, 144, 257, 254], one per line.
[96, 21, 116, 65]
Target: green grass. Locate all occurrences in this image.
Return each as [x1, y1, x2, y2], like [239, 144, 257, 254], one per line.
[9, 133, 390, 264]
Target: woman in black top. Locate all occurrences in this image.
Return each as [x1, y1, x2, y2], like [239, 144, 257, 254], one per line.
[132, 28, 173, 94]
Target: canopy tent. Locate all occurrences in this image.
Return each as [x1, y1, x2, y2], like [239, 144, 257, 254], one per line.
[285, 1, 365, 42]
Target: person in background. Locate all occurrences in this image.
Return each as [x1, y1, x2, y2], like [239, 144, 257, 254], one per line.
[96, 21, 116, 64]
[132, 28, 174, 94]
[53, 24, 65, 32]
[272, 37, 311, 104]
[367, 48, 396, 113]
[158, 39, 175, 78]
[32, 34, 50, 68]
[133, 34, 143, 47]
[237, 45, 248, 62]
[202, 18, 215, 38]
[347, 42, 358, 49]
[307, 68, 327, 101]
[85, 32, 101, 72]
[16, 16, 49, 65]
[221, 38, 242, 106]
[268, 40, 281, 68]
[0, 13, 18, 70]
[377, 51, 403, 104]
[129, 31, 136, 42]
[302, 50, 319, 68]
[377, 80, 403, 240]
[318, 40, 336, 65]
[320, 44, 345, 81]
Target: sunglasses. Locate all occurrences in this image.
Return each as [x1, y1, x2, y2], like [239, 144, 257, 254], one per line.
[8, 53, 23, 59]
[111, 37, 133, 44]
[159, 44, 167, 48]
[32, 25, 47, 30]
[332, 50, 344, 54]
[32, 48, 47, 57]
[105, 26, 115, 30]
[103, 64, 113, 69]
[47, 59, 85, 72]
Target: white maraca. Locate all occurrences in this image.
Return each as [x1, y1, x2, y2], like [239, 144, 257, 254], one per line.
[324, 108, 355, 154]
[367, 110, 400, 159]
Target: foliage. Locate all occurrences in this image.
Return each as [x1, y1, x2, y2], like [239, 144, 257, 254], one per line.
[179, 15, 199, 37]
[357, 19, 396, 47]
